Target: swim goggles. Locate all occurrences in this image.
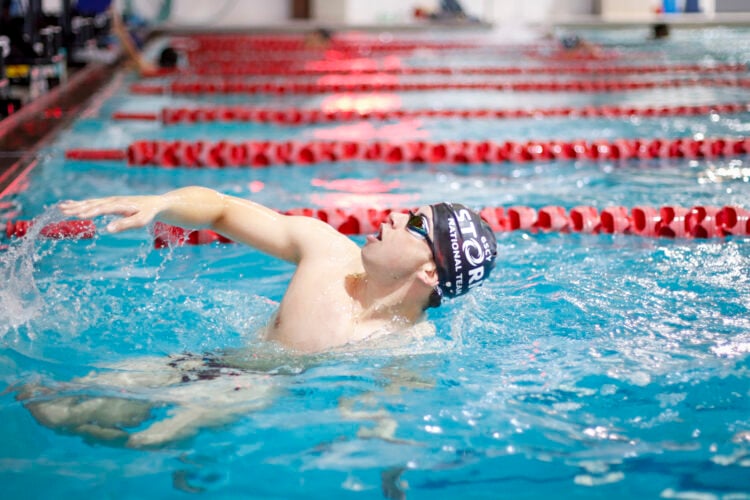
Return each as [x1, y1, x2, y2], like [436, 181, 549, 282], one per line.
[406, 211, 431, 241]
[407, 210, 443, 307]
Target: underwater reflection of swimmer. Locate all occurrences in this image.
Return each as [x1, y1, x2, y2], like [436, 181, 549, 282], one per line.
[17, 314, 438, 448]
[17, 352, 284, 448]
[337, 365, 434, 499]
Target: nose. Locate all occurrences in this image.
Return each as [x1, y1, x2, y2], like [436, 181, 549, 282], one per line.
[389, 211, 407, 228]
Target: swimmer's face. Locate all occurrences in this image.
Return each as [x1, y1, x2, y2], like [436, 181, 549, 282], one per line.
[362, 206, 436, 283]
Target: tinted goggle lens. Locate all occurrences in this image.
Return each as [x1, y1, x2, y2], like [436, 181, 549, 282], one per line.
[407, 211, 429, 238]
[407, 210, 442, 307]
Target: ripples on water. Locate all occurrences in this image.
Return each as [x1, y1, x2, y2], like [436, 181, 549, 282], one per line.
[2, 206, 749, 497]
[3, 28, 750, 496]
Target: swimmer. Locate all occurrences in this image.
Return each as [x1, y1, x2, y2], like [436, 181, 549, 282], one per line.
[304, 28, 333, 50]
[557, 33, 603, 59]
[110, 5, 179, 75]
[21, 186, 496, 447]
[651, 23, 670, 40]
[59, 186, 498, 353]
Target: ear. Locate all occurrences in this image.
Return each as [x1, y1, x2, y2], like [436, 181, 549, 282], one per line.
[417, 261, 439, 288]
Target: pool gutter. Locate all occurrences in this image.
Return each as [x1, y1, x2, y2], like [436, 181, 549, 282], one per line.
[0, 61, 117, 201]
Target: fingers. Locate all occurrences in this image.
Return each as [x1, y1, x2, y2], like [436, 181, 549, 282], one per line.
[59, 197, 142, 219]
[106, 213, 153, 233]
[58, 196, 157, 234]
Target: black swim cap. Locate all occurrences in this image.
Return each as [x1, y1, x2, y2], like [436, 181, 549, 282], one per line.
[561, 34, 582, 50]
[158, 47, 179, 68]
[430, 203, 497, 299]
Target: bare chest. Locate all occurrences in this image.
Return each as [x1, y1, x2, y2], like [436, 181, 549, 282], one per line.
[265, 260, 363, 352]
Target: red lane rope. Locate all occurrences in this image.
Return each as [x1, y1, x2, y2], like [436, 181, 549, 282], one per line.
[5, 220, 97, 239]
[111, 102, 750, 125]
[184, 49, 531, 65]
[112, 111, 158, 121]
[7, 205, 747, 243]
[181, 62, 748, 77]
[111, 112, 160, 121]
[64, 137, 749, 168]
[65, 149, 128, 161]
[129, 78, 750, 95]
[187, 37, 486, 52]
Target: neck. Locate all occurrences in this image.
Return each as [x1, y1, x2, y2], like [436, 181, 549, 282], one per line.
[347, 272, 426, 324]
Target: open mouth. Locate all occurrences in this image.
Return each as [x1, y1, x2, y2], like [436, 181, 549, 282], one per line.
[376, 225, 383, 241]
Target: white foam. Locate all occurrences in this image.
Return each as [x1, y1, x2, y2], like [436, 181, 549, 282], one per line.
[0, 207, 69, 338]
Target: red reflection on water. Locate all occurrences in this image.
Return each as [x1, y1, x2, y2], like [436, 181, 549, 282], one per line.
[313, 122, 375, 141]
[311, 119, 427, 141]
[311, 178, 400, 193]
[320, 93, 402, 113]
[316, 73, 399, 86]
[248, 181, 265, 193]
[304, 55, 403, 73]
[305, 58, 376, 72]
[310, 192, 415, 209]
[321, 49, 348, 60]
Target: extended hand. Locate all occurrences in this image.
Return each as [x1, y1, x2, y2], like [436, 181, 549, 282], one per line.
[59, 196, 164, 233]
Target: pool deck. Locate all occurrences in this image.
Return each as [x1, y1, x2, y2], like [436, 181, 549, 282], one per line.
[553, 12, 750, 28]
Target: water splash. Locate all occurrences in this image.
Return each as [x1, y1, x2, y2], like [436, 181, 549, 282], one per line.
[0, 207, 71, 339]
[0, 205, 284, 365]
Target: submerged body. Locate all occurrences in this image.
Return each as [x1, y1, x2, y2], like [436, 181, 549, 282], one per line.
[21, 354, 279, 447]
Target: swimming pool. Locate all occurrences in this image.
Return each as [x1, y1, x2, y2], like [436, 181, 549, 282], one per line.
[1, 27, 750, 499]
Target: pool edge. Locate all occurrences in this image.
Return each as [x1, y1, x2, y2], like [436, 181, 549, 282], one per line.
[0, 61, 119, 201]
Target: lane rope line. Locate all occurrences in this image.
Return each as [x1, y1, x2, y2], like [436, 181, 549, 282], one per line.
[64, 136, 749, 167]
[5, 205, 748, 244]
[129, 77, 750, 95]
[175, 62, 748, 77]
[110, 102, 750, 125]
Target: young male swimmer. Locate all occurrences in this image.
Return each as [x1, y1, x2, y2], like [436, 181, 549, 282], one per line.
[21, 187, 496, 447]
[59, 186, 498, 352]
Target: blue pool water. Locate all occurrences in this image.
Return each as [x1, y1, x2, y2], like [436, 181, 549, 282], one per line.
[1, 28, 750, 499]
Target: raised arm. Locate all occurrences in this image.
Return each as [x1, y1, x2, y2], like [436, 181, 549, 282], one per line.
[59, 186, 351, 263]
[110, 5, 156, 75]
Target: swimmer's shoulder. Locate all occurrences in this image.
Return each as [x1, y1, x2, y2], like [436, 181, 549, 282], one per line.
[290, 215, 359, 257]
